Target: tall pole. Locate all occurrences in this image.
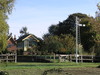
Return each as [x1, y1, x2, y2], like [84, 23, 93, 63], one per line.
[75, 16, 85, 63]
[75, 17, 78, 63]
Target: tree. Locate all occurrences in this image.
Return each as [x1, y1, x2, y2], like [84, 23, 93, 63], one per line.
[48, 24, 59, 35]
[90, 17, 100, 56]
[20, 26, 28, 35]
[0, 0, 15, 52]
[43, 35, 63, 54]
[42, 34, 75, 54]
[48, 13, 96, 53]
[59, 34, 75, 54]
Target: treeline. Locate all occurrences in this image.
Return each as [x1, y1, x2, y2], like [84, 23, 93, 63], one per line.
[38, 13, 100, 56]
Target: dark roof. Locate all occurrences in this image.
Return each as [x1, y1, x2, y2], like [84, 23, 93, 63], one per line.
[17, 34, 39, 42]
[7, 35, 12, 40]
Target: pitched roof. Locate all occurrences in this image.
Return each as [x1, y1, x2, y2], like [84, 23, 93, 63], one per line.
[17, 34, 39, 42]
[7, 36, 16, 45]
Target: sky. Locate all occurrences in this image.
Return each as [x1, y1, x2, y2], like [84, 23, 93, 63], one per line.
[7, 0, 100, 39]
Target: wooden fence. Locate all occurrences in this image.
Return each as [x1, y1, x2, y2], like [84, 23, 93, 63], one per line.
[0, 54, 100, 63]
[57, 54, 100, 62]
[17, 55, 100, 63]
[0, 54, 17, 63]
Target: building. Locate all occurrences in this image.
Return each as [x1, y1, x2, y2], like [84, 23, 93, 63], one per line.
[17, 34, 39, 55]
[7, 35, 17, 53]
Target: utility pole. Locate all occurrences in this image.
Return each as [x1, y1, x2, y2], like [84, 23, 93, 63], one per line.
[75, 16, 85, 63]
[75, 16, 79, 63]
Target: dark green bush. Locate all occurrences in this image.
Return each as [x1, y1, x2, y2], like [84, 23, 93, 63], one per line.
[0, 71, 9, 75]
[97, 65, 100, 68]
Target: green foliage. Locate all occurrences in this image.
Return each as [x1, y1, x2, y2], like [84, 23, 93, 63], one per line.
[48, 13, 89, 36]
[0, 71, 9, 75]
[0, 0, 15, 14]
[43, 35, 63, 54]
[95, 42, 100, 56]
[97, 65, 100, 68]
[60, 34, 75, 54]
[42, 34, 75, 54]
[47, 13, 97, 53]
[0, 34, 7, 52]
[0, 0, 15, 52]
[79, 18, 96, 52]
[17, 49, 23, 55]
[0, 63, 100, 75]
[20, 26, 29, 35]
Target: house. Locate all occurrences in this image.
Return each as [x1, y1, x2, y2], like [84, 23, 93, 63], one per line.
[17, 34, 39, 55]
[7, 35, 17, 53]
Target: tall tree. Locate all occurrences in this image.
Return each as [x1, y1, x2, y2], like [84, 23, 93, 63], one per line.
[48, 13, 96, 52]
[0, 0, 15, 52]
[90, 16, 100, 56]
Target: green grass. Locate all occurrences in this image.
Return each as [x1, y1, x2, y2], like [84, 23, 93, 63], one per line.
[0, 62, 100, 69]
[0, 62, 100, 75]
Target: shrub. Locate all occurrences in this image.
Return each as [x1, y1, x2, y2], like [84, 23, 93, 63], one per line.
[0, 71, 9, 75]
[97, 65, 100, 68]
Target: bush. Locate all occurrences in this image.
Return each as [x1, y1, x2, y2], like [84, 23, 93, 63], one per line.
[0, 71, 9, 75]
[97, 65, 100, 68]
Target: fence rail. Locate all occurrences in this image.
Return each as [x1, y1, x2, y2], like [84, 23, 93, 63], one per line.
[0, 54, 100, 63]
[57, 54, 100, 62]
[0, 54, 17, 63]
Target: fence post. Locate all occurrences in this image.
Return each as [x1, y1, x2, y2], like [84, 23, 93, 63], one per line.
[68, 55, 71, 62]
[81, 55, 83, 63]
[53, 53, 55, 62]
[6, 54, 8, 63]
[15, 54, 17, 63]
[92, 55, 94, 63]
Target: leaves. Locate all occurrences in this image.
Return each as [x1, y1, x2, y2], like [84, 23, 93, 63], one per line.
[42, 34, 75, 54]
[20, 27, 28, 35]
[47, 13, 98, 53]
[0, 0, 15, 52]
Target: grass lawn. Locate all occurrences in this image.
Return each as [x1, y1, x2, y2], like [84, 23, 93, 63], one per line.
[0, 62, 100, 75]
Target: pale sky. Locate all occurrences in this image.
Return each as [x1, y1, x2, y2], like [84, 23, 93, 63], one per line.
[7, 0, 100, 39]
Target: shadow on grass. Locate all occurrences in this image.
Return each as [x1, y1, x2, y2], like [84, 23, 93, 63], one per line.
[42, 68, 72, 75]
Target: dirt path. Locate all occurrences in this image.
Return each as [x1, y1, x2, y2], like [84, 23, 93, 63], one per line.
[62, 67, 100, 75]
[42, 67, 100, 75]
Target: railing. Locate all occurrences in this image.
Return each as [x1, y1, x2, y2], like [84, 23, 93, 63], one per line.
[69, 55, 94, 62]
[0, 54, 17, 63]
[56, 54, 100, 62]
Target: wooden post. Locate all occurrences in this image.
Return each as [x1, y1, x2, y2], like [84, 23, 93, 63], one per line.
[59, 55, 62, 63]
[50, 55, 51, 61]
[15, 53, 17, 63]
[92, 55, 94, 63]
[70, 55, 72, 62]
[53, 53, 55, 62]
[68, 55, 70, 61]
[6, 54, 8, 63]
[81, 55, 83, 63]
